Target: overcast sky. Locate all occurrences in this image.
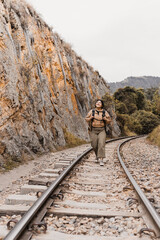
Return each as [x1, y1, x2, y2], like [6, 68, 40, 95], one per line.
[26, 0, 160, 82]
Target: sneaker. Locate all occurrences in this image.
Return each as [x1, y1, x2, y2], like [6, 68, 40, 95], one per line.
[95, 159, 99, 163]
[99, 158, 104, 166]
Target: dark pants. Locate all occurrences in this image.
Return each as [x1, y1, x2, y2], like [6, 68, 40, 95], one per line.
[89, 127, 106, 158]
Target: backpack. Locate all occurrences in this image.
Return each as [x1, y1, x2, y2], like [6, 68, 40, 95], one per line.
[91, 109, 106, 131]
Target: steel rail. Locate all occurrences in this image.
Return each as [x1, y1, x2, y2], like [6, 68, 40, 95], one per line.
[4, 135, 137, 240]
[117, 137, 160, 236]
[4, 146, 94, 240]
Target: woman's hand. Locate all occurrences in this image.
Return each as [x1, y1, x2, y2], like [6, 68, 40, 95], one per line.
[102, 116, 107, 121]
[85, 115, 94, 122]
[89, 116, 94, 121]
[103, 116, 111, 124]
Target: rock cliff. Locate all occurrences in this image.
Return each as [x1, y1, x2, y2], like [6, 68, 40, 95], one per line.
[0, 0, 120, 165]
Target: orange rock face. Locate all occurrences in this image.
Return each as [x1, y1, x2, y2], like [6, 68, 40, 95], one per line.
[0, 0, 113, 164]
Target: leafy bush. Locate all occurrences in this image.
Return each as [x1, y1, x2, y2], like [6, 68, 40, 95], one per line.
[152, 90, 160, 116]
[115, 101, 128, 114]
[116, 113, 142, 135]
[127, 116, 142, 134]
[148, 125, 160, 148]
[144, 100, 153, 111]
[131, 110, 160, 134]
[116, 114, 129, 128]
[127, 103, 137, 114]
[116, 114, 129, 136]
[116, 110, 160, 135]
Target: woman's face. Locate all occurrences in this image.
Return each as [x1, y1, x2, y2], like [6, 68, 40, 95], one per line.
[96, 100, 102, 108]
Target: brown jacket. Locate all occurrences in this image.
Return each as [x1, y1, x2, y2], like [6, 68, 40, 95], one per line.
[85, 109, 111, 129]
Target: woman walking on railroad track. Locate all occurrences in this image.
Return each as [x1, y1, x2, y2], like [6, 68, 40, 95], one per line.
[85, 99, 111, 166]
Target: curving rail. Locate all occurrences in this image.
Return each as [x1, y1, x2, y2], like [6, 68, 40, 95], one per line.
[117, 137, 160, 237]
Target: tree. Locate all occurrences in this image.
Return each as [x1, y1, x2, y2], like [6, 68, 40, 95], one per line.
[113, 86, 146, 114]
[144, 87, 158, 101]
[136, 89, 146, 110]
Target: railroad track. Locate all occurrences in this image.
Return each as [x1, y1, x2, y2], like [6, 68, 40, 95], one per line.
[1, 136, 160, 240]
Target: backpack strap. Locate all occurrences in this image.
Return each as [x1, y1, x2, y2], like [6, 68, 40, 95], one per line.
[90, 109, 95, 131]
[102, 109, 106, 131]
[102, 109, 105, 118]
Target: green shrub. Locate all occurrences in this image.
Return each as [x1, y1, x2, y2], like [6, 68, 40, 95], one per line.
[123, 125, 136, 136]
[116, 113, 129, 127]
[118, 110, 160, 135]
[127, 103, 137, 114]
[152, 89, 160, 116]
[147, 125, 160, 148]
[116, 113, 142, 135]
[131, 110, 160, 134]
[127, 116, 142, 134]
[144, 100, 153, 111]
[115, 101, 128, 114]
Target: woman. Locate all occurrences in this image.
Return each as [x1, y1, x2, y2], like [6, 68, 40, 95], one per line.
[85, 99, 111, 166]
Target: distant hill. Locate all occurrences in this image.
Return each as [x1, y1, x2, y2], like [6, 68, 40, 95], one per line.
[108, 76, 160, 93]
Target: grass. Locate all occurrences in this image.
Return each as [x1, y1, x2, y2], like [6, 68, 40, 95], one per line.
[0, 158, 21, 173]
[63, 128, 87, 148]
[147, 125, 160, 148]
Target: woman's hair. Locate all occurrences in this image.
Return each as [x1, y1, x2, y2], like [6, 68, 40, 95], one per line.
[95, 99, 104, 108]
